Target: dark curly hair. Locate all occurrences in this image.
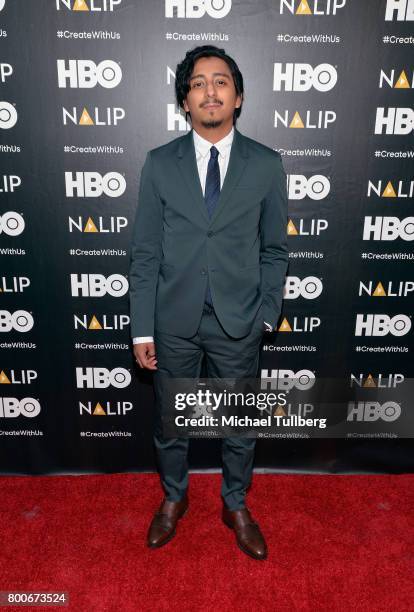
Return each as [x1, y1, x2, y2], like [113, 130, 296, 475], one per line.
[175, 45, 244, 125]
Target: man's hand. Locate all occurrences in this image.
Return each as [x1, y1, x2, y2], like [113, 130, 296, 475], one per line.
[133, 342, 157, 370]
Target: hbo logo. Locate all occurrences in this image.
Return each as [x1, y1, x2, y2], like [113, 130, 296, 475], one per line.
[65, 172, 126, 198]
[363, 216, 414, 241]
[0, 101, 18, 129]
[76, 367, 131, 389]
[0, 211, 25, 235]
[165, 0, 232, 18]
[273, 63, 337, 92]
[0, 310, 34, 332]
[385, 0, 414, 21]
[261, 369, 315, 391]
[0, 397, 41, 418]
[57, 59, 122, 89]
[70, 274, 128, 297]
[355, 314, 411, 336]
[284, 276, 323, 300]
[287, 175, 330, 200]
[348, 401, 401, 422]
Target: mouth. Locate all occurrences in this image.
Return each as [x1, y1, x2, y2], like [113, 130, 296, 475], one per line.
[202, 103, 222, 109]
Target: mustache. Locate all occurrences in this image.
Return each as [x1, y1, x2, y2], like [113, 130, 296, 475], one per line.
[201, 100, 223, 107]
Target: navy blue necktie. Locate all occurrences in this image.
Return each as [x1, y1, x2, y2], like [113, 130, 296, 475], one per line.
[204, 145, 220, 306]
[204, 145, 220, 219]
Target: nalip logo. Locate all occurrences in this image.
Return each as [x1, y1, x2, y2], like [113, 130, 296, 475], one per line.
[56, 0, 122, 11]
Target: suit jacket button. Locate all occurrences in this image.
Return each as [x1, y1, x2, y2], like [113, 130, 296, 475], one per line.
[207, 231, 213, 237]
[201, 268, 206, 275]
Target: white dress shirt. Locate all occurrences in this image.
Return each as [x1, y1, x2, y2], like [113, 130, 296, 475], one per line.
[132, 127, 270, 345]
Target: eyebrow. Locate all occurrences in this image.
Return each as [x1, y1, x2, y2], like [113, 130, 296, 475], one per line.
[189, 72, 231, 81]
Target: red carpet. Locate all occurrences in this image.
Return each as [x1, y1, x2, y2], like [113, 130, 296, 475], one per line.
[1, 473, 413, 611]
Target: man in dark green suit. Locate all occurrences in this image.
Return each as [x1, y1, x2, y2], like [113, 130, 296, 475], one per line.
[129, 45, 288, 560]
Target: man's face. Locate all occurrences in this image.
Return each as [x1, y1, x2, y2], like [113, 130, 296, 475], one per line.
[183, 56, 242, 130]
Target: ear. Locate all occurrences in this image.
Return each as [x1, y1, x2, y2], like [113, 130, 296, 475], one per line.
[235, 93, 242, 109]
[183, 99, 190, 113]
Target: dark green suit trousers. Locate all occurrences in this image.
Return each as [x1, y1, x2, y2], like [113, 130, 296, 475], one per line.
[153, 301, 264, 510]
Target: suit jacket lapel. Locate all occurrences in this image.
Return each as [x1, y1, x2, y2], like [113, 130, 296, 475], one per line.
[176, 129, 209, 223]
[210, 127, 248, 226]
[176, 127, 249, 227]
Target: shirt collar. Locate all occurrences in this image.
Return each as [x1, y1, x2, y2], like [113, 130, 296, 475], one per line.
[192, 126, 234, 159]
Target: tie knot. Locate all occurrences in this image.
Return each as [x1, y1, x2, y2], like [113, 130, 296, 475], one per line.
[210, 145, 219, 159]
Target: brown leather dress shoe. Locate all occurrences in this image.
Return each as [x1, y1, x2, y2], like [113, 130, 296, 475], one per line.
[147, 494, 189, 549]
[222, 506, 268, 560]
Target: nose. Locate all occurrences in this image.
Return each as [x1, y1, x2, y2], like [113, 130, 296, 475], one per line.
[206, 79, 217, 98]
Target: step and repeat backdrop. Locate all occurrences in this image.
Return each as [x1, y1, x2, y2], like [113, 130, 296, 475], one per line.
[1, 0, 413, 474]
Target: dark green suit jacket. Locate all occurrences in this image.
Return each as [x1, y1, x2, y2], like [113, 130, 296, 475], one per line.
[129, 127, 288, 339]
